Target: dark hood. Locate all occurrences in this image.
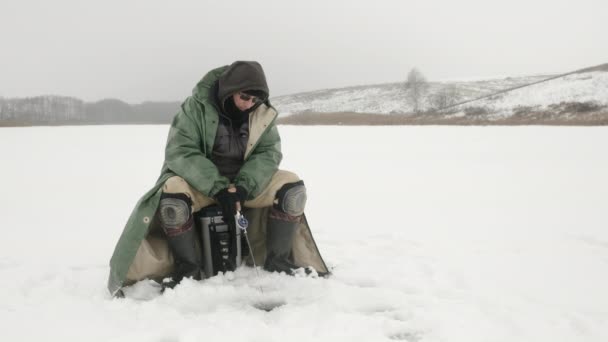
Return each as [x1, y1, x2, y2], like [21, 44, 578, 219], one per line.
[216, 61, 269, 113]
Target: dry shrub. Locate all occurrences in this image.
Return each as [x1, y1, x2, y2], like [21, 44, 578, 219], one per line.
[277, 110, 608, 126]
[549, 101, 603, 113]
[464, 107, 489, 116]
[278, 112, 414, 125]
[513, 106, 537, 116]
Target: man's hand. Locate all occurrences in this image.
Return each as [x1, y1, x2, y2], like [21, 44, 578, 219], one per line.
[215, 186, 248, 223]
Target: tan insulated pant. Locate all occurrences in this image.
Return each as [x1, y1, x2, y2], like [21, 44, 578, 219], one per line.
[125, 170, 301, 282]
[162, 170, 300, 210]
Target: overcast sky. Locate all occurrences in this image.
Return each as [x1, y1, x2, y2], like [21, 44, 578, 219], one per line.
[1, 0, 606, 103]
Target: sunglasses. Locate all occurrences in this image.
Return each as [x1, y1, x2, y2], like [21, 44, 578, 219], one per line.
[238, 92, 263, 103]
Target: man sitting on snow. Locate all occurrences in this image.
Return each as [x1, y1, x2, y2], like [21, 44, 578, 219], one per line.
[107, 61, 328, 295]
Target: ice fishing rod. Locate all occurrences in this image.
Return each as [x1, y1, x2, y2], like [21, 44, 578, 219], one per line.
[235, 210, 264, 293]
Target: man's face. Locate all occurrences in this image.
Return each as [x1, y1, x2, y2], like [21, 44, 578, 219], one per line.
[232, 92, 261, 111]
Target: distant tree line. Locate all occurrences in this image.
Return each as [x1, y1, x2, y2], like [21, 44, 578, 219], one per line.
[0, 96, 180, 125]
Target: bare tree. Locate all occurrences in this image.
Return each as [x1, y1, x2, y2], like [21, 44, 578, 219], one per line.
[405, 68, 428, 113]
[429, 85, 460, 111]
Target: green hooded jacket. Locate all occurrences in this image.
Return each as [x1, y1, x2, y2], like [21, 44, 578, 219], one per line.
[107, 64, 282, 295]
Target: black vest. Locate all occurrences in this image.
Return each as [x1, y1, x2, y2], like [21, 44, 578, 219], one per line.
[211, 112, 249, 181]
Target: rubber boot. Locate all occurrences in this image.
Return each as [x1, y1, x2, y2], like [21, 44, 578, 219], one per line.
[164, 220, 202, 286]
[159, 193, 202, 289]
[263, 211, 301, 275]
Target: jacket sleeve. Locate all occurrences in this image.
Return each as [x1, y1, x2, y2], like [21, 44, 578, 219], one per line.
[234, 122, 282, 198]
[164, 98, 230, 197]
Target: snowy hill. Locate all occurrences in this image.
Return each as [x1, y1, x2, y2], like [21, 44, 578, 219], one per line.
[452, 70, 608, 117]
[1, 125, 608, 341]
[272, 74, 550, 115]
[273, 64, 608, 123]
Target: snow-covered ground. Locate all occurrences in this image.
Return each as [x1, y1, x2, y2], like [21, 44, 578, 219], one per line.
[455, 71, 608, 118]
[272, 69, 608, 117]
[1, 125, 608, 341]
